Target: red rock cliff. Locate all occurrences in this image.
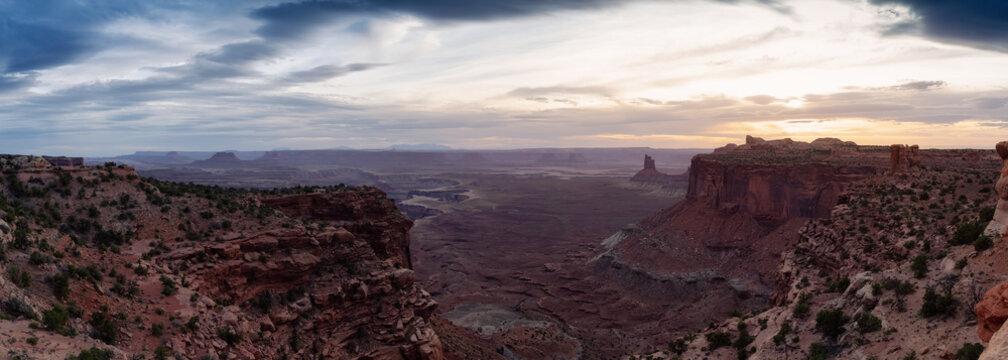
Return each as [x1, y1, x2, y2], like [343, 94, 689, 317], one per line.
[687, 155, 880, 224]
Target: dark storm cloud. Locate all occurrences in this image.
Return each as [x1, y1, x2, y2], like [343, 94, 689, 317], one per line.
[251, 0, 790, 39]
[871, 0, 1008, 52]
[251, 0, 629, 38]
[284, 63, 386, 83]
[0, 1, 147, 74]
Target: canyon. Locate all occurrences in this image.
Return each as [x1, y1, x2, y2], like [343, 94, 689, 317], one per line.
[3, 137, 1007, 359]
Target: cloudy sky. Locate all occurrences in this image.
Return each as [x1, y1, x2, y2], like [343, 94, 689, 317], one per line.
[2, 0, 1008, 155]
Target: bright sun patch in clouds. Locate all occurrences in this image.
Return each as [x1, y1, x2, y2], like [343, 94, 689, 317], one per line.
[2, 0, 1008, 154]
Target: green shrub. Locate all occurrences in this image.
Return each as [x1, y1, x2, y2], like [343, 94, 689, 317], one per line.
[950, 221, 985, 246]
[815, 309, 849, 340]
[217, 327, 243, 346]
[42, 304, 71, 335]
[911, 254, 928, 279]
[773, 321, 792, 345]
[706, 331, 732, 350]
[29, 251, 49, 265]
[827, 277, 851, 293]
[920, 287, 958, 318]
[793, 293, 812, 319]
[89, 312, 117, 344]
[26, 337, 38, 345]
[974, 236, 993, 252]
[980, 206, 996, 223]
[2, 297, 38, 320]
[160, 275, 178, 296]
[957, 343, 984, 360]
[807, 342, 828, 360]
[67, 347, 114, 360]
[734, 322, 754, 360]
[51, 273, 70, 300]
[7, 266, 31, 288]
[855, 313, 882, 334]
[154, 345, 172, 360]
[151, 322, 164, 337]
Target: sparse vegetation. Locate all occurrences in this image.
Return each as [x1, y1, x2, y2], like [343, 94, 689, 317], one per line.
[956, 343, 984, 360]
[911, 254, 928, 279]
[920, 287, 958, 318]
[815, 309, 849, 340]
[67, 347, 115, 360]
[706, 331, 732, 350]
[855, 313, 882, 334]
[89, 311, 118, 344]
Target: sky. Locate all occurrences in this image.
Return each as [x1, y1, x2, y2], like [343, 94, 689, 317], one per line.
[2, 0, 1008, 156]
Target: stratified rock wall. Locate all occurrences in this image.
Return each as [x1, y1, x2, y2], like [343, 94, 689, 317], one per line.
[687, 157, 878, 223]
[985, 141, 1008, 237]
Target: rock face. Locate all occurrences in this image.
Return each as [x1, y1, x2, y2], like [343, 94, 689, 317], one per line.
[977, 280, 1008, 342]
[262, 190, 415, 268]
[985, 141, 1008, 237]
[687, 152, 879, 224]
[890, 144, 920, 173]
[593, 137, 885, 346]
[981, 322, 1008, 360]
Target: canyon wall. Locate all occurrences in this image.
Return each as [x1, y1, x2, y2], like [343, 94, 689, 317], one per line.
[687, 158, 879, 223]
[587, 137, 886, 345]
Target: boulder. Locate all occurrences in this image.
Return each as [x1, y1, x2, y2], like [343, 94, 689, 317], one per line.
[976, 280, 1008, 342]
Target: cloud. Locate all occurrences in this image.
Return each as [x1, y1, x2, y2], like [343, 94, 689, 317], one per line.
[0, 1, 148, 74]
[636, 94, 738, 109]
[0, 73, 37, 93]
[845, 80, 946, 92]
[744, 95, 780, 105]
[251, 0, 627, 39]
[201, 41, 279, 64]
[251, 0, 790, 39]
[871, 0, 1008, 52]
[505, 85, 613, 98]
[890, 80, 945, 91]
[284, 63, 386, 83]
[972, 97, 1008, 109]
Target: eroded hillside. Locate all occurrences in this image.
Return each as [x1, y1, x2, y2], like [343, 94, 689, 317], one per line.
[628, 139, 1005, 359]
[0, 155, 442, 359]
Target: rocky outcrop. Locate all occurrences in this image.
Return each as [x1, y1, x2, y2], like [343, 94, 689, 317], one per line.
[985, 141, 1008, 237]
[981, 323, 1008, 360]
[687, 154, 879, 224]
[977, 280, 1008, 342]
[0, 157, 444, 359]
[630, 155, 682, 185]
[890, 144, 920, 174]
[592, 137, 880, 343]
[262, 190, 414, 268]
